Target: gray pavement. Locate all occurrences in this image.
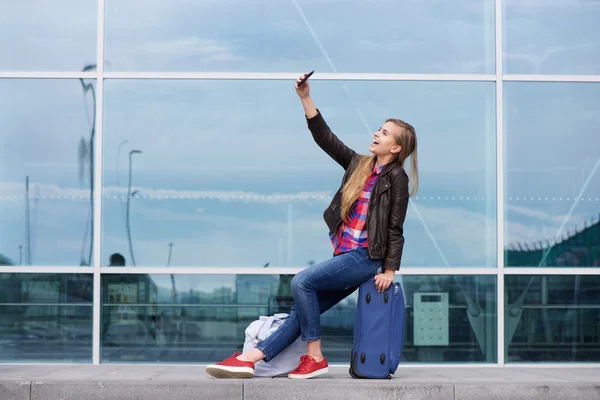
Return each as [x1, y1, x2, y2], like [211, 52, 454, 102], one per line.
[0, 364, 598, 400]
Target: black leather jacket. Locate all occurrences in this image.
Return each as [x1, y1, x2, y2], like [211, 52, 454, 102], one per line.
[307, 111, 409, 271]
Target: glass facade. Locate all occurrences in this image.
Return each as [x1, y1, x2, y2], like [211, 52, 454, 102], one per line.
[100, 274, 496, 363]
[100, 79, 496, 268]
[0, 274, 93, 362]
[1, 0, 599, 366]
[505, 275, 600, 362]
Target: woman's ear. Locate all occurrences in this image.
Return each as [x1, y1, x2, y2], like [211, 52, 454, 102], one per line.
[390, 145, 402, 154]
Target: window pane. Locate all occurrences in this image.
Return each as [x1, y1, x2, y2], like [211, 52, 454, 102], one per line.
[504, 82, 600, 267]
[101, 274, 496, 363]
[0, 79, 97, 266]
[503, 1, 600, 75]
[104, 0, 495, 74]
[0, 1, 97, 71]
[0, 273, 93, 362]
[101, 80, 496, 268]
[505, 275, 600, 362]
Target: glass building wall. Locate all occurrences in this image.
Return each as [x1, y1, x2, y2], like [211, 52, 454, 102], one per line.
[1, 0, 599, 365]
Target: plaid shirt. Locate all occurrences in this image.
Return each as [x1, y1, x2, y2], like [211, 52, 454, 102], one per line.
[330, 163, 384, 255]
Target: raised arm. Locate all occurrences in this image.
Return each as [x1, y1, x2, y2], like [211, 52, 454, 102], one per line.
[295, 73, 356, 170]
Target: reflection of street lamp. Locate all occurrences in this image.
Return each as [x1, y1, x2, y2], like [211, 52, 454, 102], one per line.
[117, 140, 129, 221]
[126, 149, 142, 266]
[79, 64, 96, 266]
[166, 242, 174, 267]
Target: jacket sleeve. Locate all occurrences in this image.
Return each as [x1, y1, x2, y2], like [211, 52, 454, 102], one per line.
[306, 110, 356, 170]
[383, 170, 410, 271]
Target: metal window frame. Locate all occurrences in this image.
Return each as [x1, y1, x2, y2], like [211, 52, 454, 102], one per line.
[495, 0, 505, 367]
[91, 0, 106, 364]
[1, 0, 600, 368]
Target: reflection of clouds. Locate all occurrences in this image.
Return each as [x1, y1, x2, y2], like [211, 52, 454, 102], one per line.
[583, 111, 600, 122]
[354, 39, 413, 52]
[506, 203, 594, 247]
[102, 195, 497, 266]
[102, 0, 493, 73]
[404, 203, 494, 266]
[0, 1, 96, 70]
[504, 45, 570, 74]
[507, 205, 558, 224]
[0, 182, 333, 203]
[505, 43, 597, 74]
[9, 180, 587, 267]
[505, 82, 600, 200]
[134, 38, 240, 60]
[3, 77, 499, 267]
[0, 182, 91, 199]
[0, 79, 95, 188]
[508, 204, 592, 226]
[100, 79, 495, 180]
[0, 197, 89, 265]
[507, 0, 600, 10]
[504, 0, 600, 74]
[105, 187, 332, 203]
[110, 37, 243, 71]
[101, 214, 328, 268]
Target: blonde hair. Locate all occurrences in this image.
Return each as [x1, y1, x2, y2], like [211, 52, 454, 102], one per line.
[340, 119, 419, 221]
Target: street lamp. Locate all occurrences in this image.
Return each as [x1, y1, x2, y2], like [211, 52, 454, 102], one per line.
[126, 149, 142, 266]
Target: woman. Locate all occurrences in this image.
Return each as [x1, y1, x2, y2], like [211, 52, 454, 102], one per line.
[206, 73, 418, 380]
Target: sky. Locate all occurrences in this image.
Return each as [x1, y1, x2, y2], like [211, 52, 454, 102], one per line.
[0, 0, 599, 268]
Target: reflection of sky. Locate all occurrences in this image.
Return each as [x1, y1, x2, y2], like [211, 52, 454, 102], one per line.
[504, 82, 600, 249]
[102, 0, 495, 73]
[1, 1, 599, 268]
[504, 0, 600, 74]
[3, 0, 599, 74]
[0, 0, 97, 71]
[1, 79, 598, 267]
[0, 79, 95, 266]
[1, 78, 498, 267]
[99, 79, 496, 268]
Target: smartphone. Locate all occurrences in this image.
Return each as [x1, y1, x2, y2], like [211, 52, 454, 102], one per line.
[297, 70, 314, 86]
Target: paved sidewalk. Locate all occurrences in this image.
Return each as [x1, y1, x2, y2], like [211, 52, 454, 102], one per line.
[0, 364, 598, 400]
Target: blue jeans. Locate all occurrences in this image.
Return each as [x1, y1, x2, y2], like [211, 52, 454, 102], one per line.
[255, 247, 381, 362]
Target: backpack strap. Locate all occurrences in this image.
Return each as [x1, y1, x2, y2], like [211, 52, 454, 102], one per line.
[256, 316, 276, 343]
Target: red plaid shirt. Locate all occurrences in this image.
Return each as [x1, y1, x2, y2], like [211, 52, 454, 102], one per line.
[330, 163, 384, 255]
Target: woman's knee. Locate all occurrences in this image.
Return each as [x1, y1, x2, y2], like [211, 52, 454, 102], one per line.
[291, 271, 309, 293]
[291, 273, 302, 292]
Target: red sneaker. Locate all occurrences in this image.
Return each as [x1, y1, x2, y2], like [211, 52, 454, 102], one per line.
[206, 352, 255, 379]
[288, 355, 329, 379]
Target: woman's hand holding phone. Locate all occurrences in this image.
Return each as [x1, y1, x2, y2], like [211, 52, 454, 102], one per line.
[295, 71, 313, 99]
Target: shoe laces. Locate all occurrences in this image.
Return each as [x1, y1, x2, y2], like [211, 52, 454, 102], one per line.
[294, 355, 316, 373]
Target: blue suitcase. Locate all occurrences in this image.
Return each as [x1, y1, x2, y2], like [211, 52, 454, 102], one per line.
[349, 277, 406, 379]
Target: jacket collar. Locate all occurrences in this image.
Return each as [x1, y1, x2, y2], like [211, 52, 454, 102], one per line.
[379, 161, 398, 177]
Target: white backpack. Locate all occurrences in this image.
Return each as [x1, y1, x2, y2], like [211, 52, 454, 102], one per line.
[242, 313, 306, 377]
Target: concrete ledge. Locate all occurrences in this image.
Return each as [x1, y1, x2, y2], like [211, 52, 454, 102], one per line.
[0, 381, 30, 400]
[245, 380, 454, 400]
[1, 365, 599, 400]
[30, 380, 243, 400]
[455, 384, 600, 400]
